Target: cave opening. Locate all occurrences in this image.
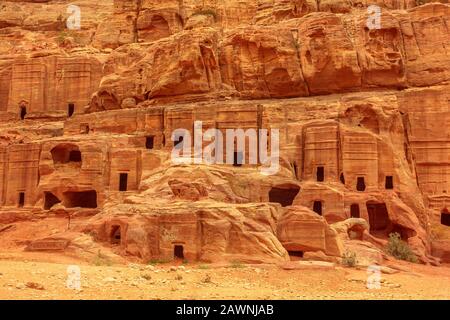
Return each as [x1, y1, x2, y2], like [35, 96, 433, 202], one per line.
[390, 224, 415, 241]
[350, 204, 360, 218]
[356, 177, 366, 191]
[18, 192, 25, 208]
[110, 225, 121, 245]
[442, 209, 450, 227]
[68, 103, 75, 117]
[313, 201, 323, 215]
[51, 144, 82, 165]
[268, 185, 300, 207]
[69, 150, 81, 162]
[367, 202, 390, 233]
[316, 166, 324, 182]
[20, 106, 26, 120]
[146, 136, 155, 149]
[62, 190, 97, 208]
[385, 176, 394, 190]
[340, 173, 345, 184]
[174, 245, 184, 259]
[44, 192, 61, 210]
[288, 250, 304, 261]
[119, 173, 128, 192]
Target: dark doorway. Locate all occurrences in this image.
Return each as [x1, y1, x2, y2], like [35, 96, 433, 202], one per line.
[288, 251, 303, 261]
[68, 103, 75, 117]
[385, 176, 394, 190]
[350, 204, 360, 218]
[68, 150, 81, 162]
[268, 186, 300, 207]
[174, 245, 184, 259]
[340, 173, 345, 184]
[51, 144, 81, 165]
[146, 136, 154, 149]
[442, 209, 450, 227]
[391, 224, 414, 241]
[316, 166, 325, 182]
[233, 151, 243, 167]
[20, 106, 27, 120]
[18, 192, 25, 208]
[63, 190, 97, 208]
[110, 225, 121, 245]
[313, 201, 323, 215]
[356, 177, 366, 191]
[119, 173, 128, 192]
[367, 202, 390, 232]
[44, 192, 61, 210]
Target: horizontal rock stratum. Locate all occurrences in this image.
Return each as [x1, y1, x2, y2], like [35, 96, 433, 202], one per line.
[0, 0, 449, 266]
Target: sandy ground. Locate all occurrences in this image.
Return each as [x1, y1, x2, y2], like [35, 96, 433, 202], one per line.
[0, 255, 449, 300]
[0, 218, 448, 300]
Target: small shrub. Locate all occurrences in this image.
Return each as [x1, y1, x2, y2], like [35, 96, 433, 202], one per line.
[92, 250, 112, 266]
[56, 29, 83, 47]
[141, 273, 152, 281]
[342, 251, 357, 267]
[56, 14, 66, 31]
[147, 258, 170, 265]
[202, 274, 212, 283]
[198, 264, 210, 270]
[57, 31, 68, 45]
[386, 232, 418, 263]
[229, 260, 245, 269]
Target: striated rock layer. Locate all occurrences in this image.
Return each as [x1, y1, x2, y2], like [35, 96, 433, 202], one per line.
[0, 0, 449, 265]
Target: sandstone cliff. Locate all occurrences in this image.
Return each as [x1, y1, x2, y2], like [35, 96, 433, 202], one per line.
[0, 0, 449, 265]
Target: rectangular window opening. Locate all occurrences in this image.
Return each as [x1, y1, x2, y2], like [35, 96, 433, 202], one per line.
[119, 173, 128, 192]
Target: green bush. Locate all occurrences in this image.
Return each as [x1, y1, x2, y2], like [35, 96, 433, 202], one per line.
[342, 251, 357, 267]
[56, 29, 83, 47]
[147, 258, 170, 265]
[56, 14, 66, 31]
[386, 232, 418, 263]
[229, 260, 245, 268]
[141, 273, 152, 281]
[202, 274, 212, 283]
[57, 30, 68, 45]
[92, 250, 112, 266]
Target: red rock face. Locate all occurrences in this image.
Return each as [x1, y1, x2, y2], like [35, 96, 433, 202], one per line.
[0, 0, 449, 265]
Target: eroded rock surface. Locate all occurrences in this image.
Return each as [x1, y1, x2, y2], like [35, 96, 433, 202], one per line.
[0, 0, 449, 265]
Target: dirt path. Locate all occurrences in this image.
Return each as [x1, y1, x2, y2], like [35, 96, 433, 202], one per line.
[0, 257, 448, 300]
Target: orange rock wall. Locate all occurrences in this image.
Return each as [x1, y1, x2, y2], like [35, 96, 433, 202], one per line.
[0, 0, 448, 263]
